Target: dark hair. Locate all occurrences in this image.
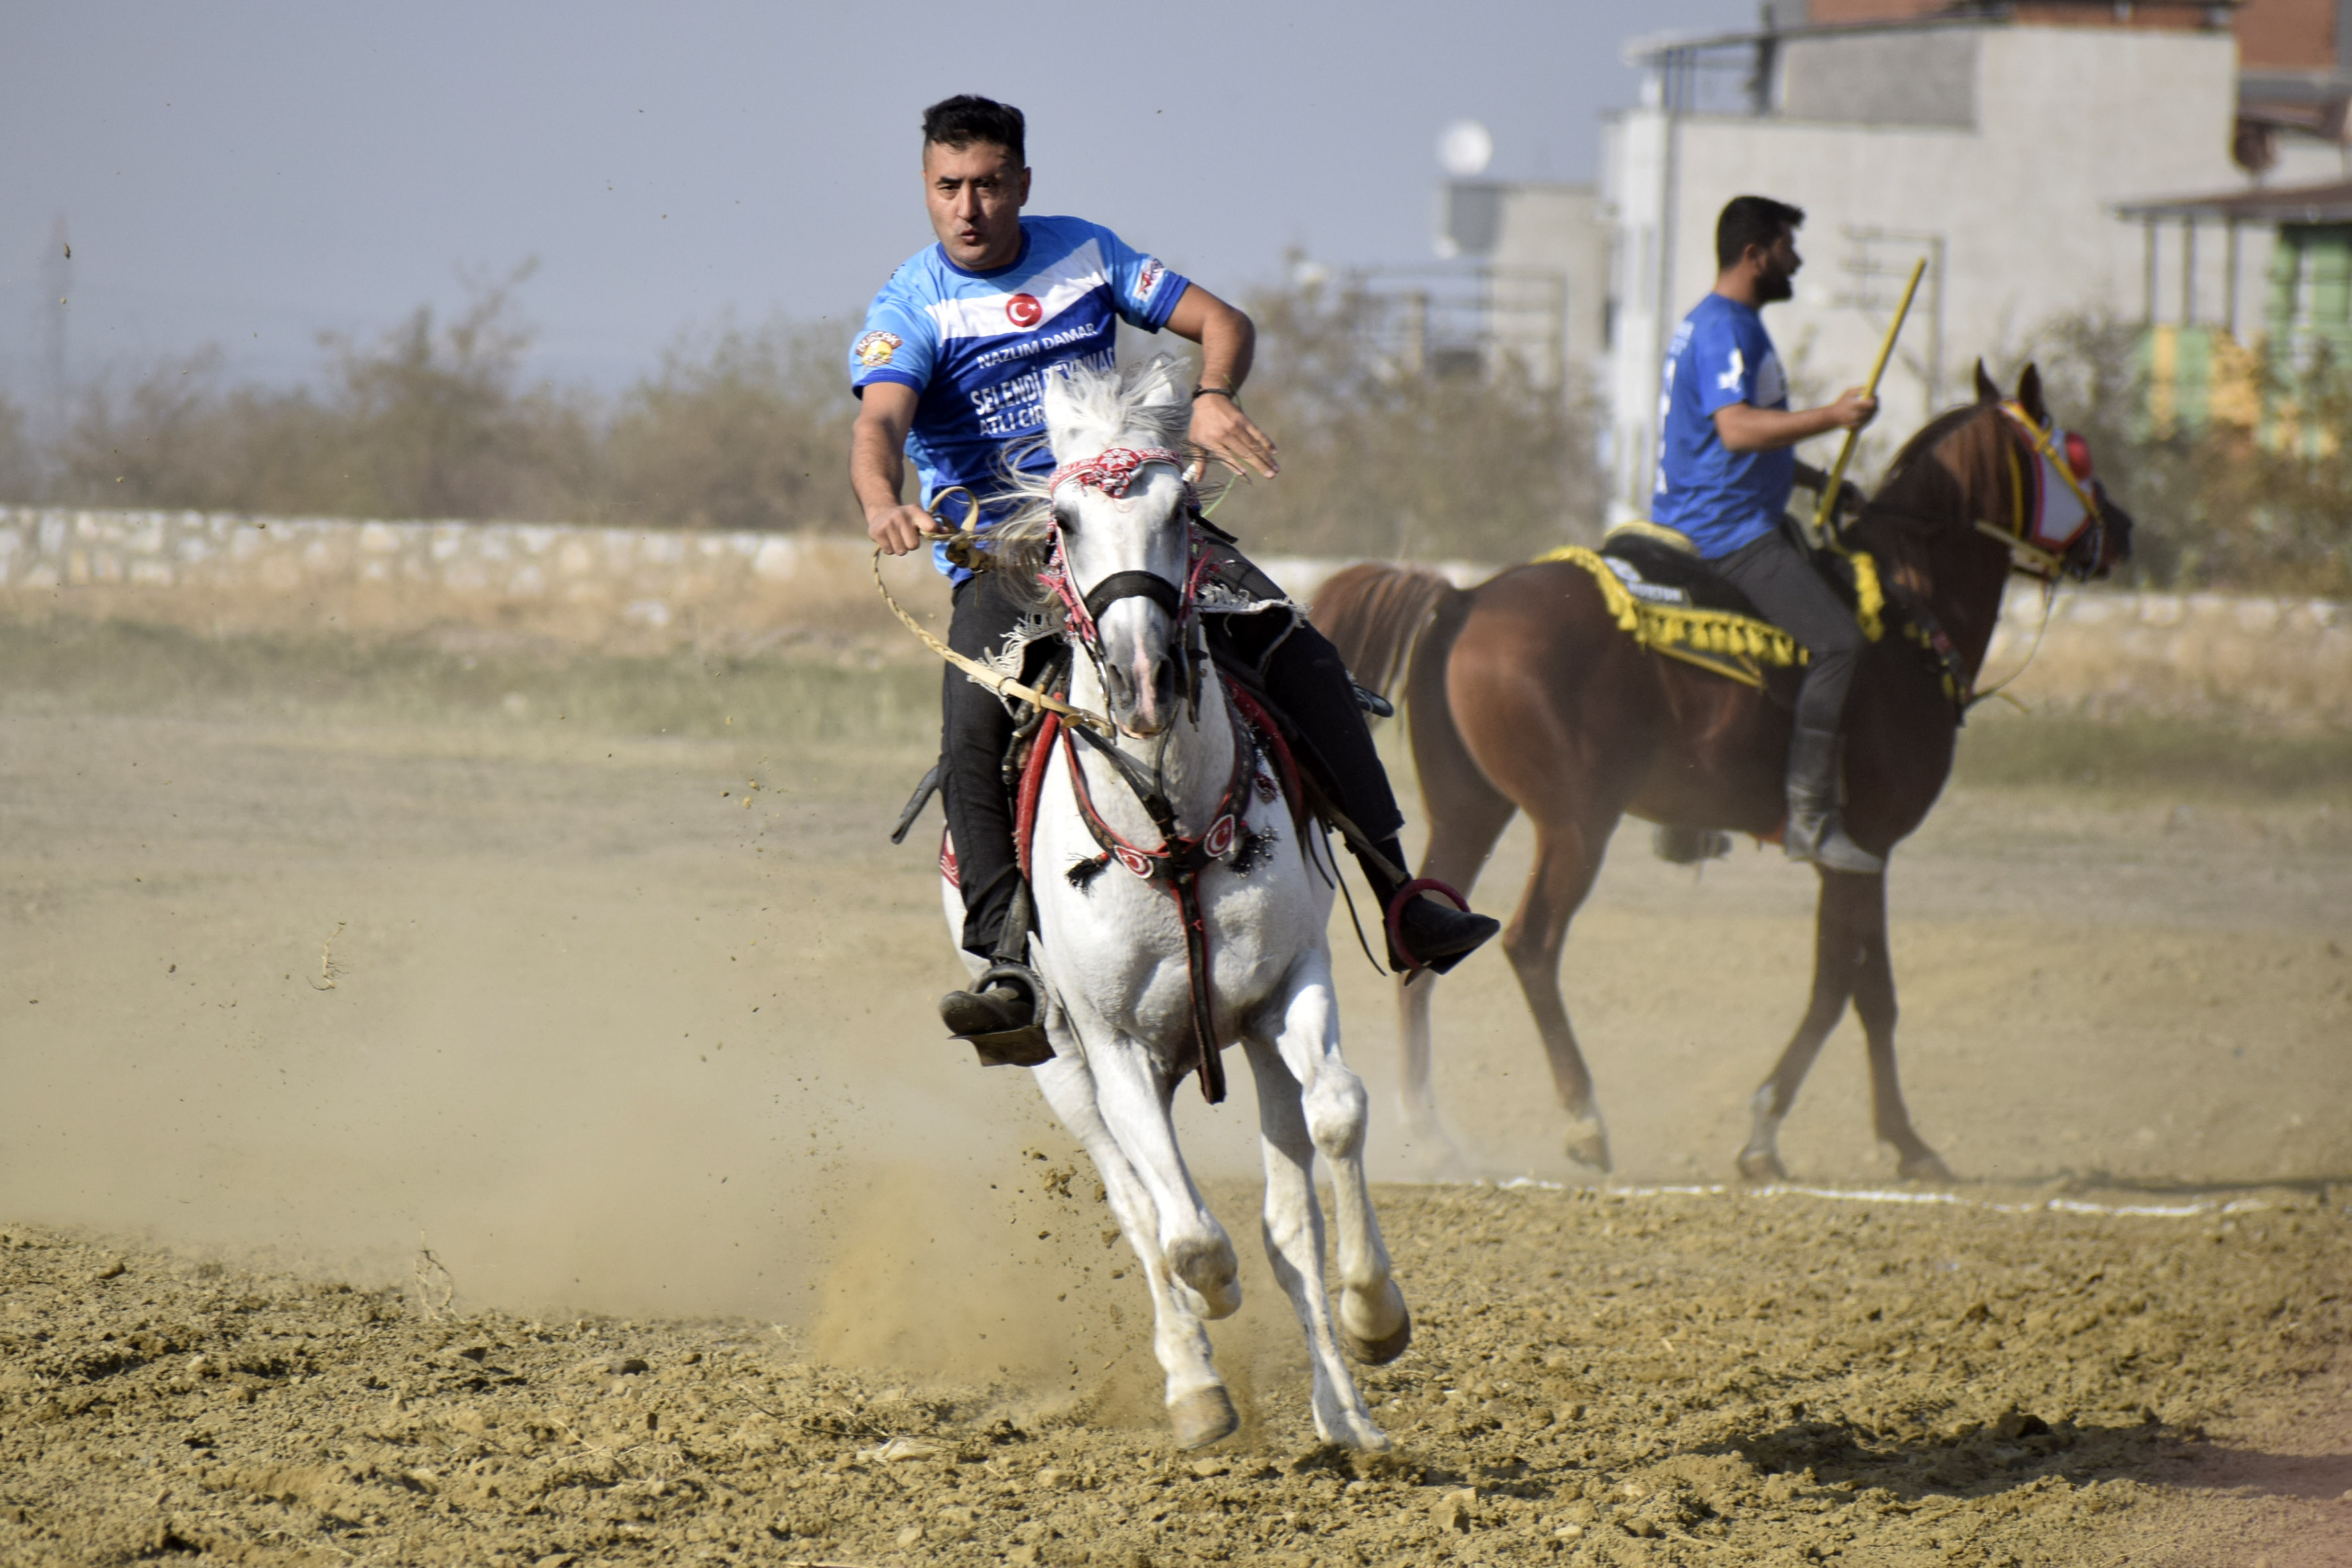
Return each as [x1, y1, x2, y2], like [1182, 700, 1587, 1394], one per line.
[1716, 195, 1804, 269]
[921, 95, 1026, 167]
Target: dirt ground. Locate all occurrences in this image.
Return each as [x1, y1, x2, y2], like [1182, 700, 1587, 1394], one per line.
[2, 621, 2349, 1566]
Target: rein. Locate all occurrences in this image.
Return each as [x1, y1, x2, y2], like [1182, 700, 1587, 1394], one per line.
[1057, 692, 1265, 1104]
[1040, 444, 1249, 1101]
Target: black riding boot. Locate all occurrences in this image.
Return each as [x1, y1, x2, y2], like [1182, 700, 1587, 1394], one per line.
[935, 573, 1052, 1059]
[1783, 725, 1885, 875]
[1226, 606, 1499, 974]
[1354, 835, 1502, 975]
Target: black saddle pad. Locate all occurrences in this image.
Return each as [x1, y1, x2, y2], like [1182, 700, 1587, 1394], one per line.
[1597, 532, 1760, 617]
[1599, 522, 1867, 625]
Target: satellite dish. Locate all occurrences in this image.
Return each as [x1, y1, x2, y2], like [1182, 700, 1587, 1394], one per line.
[1437, 119, 1494, 179]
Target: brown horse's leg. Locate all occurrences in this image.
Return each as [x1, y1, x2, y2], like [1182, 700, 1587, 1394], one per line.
[1851, 876, 1952, 1181]
[1737, 868, 1874, 1181]
[1504, 814, 1616, 1173]
[1393, 793, 1515, 1174]
[1389, 601, 1518, 1175]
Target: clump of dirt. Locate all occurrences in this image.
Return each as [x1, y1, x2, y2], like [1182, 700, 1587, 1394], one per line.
[3, 1184, 2345, 1566]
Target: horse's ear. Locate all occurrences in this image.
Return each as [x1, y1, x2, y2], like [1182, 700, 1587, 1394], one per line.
[1134, 354, 1188, 411]
[1973, 358, 2001, 404]
[2017, 363, 2048, 426]
[1040, 363, 1083, 427]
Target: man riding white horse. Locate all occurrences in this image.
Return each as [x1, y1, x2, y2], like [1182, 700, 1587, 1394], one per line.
[1653, 195, 1885, 873]
[850, 94, 1498, 1044]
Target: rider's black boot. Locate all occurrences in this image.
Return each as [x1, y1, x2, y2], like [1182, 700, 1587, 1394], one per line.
[1357, 837, 1500, 975]
[937, 970, 1039, 1040]
[1783, 725, 1885, 875]
[937, 880, 1054, 1065]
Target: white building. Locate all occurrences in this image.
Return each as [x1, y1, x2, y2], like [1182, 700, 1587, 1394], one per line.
[1599, 14, 2294, 522]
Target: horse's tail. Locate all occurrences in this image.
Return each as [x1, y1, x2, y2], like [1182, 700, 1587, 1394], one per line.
[1308, 562, 1464, 704]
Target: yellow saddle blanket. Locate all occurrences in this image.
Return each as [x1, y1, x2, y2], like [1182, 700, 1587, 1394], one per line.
[1534, 522, 1887, 690]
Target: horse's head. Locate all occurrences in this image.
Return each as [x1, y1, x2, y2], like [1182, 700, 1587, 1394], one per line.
[1968, 360, 2134, 581]
[1028, 358, 1200, 739]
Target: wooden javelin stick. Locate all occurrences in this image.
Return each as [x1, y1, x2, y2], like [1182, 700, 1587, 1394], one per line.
[1813, 256, 1926, 538]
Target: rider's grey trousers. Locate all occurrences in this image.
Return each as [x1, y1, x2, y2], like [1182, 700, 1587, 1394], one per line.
[1712, 528, 1865, 737]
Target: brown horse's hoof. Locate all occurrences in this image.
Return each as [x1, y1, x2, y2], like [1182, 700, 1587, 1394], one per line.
[1737, 1146, 1788, 1183]
[1896, 1146, 1954, 1183]
[1563, 1113, 1612, 1174]
[1342, 1296, 1413, 1366]
[1168, 1386, 1239, 1450]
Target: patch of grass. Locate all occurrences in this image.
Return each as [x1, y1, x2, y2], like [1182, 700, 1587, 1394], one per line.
[1954, 709, 2352, 801]
[0, 615, 937, 746]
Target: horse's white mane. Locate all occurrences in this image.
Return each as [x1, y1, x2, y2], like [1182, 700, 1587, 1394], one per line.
[990, 356, 1192, 588]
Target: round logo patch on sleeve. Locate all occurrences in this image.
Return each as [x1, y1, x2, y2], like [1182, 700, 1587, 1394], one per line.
[854, 331, 902, 368]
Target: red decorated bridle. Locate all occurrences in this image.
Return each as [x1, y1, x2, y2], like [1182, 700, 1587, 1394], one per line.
[1037, 445, 1215, 655]
[1032, 443, 1261, 1102]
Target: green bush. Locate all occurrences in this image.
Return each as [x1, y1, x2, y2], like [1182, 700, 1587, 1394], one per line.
[2015, 317, 2352, 597]
[29, 267, 848, 534]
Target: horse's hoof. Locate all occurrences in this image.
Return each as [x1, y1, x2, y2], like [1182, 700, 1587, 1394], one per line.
[1897, 1145, 1954, 1183]
[1342, 1298, 1413, 1366]
[1737, 1146, 1788, 1183]
[1316, 1409, 1393, 1452]
[1563, 1113, 1612, 1174]
[1168, 1386, 1239, 1450]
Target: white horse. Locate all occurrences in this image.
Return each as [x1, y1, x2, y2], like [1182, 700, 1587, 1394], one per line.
[939, 357, 1410, 1451]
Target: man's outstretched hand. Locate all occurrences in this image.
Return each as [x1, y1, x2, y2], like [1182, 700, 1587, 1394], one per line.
[1189, 394, 1280, 481]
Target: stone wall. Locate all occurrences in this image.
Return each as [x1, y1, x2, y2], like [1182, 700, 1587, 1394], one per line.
[0, 505, 955, 651]
[1, 506, 2344, 722]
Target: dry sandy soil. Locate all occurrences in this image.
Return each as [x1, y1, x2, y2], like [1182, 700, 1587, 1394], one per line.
[2, 621, 2348, 1566]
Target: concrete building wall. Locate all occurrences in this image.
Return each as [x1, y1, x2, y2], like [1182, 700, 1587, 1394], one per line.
[1604, 22, 2253, 522]
[1488, 183, 1612, 381]
[1437, 180, 1610, 388]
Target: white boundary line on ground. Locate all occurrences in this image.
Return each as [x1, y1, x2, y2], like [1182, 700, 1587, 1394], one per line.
[1447, 1176, 2312, 1220]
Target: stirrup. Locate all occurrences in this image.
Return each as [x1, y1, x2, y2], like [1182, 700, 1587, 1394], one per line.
[945, 960, 1055, 1067]
[1383, 878, 1494, 976]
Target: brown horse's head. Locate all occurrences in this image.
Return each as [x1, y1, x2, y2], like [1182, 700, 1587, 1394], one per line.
[1965, 360, 2134, 580]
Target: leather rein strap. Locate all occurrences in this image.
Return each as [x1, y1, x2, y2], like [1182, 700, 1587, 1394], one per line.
[1057, 678, 1260, 1107]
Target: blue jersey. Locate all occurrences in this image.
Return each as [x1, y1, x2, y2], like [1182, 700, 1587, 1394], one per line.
[1651, 293, 1795, 559]
[848, 215, 1191, 580]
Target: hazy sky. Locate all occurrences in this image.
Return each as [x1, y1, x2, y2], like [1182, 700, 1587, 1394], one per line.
[0, 1, 1753, 401]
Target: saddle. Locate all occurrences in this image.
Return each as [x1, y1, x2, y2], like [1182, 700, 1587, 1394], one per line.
[1547, 517, 1966, 707]
[891, 641, 1316, 1091]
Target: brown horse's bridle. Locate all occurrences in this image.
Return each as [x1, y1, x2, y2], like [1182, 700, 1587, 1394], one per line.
[1978, 402, 2110, 582]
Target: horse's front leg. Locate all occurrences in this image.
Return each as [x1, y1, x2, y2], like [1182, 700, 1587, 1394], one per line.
[1030, 1038, 1236, 1449]
[1247, 957, 1401, 1450]
[1850, 873, 1952, 1181]
[1077, 1014, 1241, 1324]
[1739, 867, 1869, 1180]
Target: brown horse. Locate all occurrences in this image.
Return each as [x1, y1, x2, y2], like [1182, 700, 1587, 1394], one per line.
[1310, 364, 2132, 1181]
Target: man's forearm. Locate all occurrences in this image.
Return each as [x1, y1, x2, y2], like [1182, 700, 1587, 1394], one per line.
[850, 420, 907, 520]
[1197, 305, 1255, 394]
[1715, 403, 1843, 453]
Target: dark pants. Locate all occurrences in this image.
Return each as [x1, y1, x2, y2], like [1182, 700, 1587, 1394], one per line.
[1713, 528, 1863, 735]
[941, 557, 1405, 957]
